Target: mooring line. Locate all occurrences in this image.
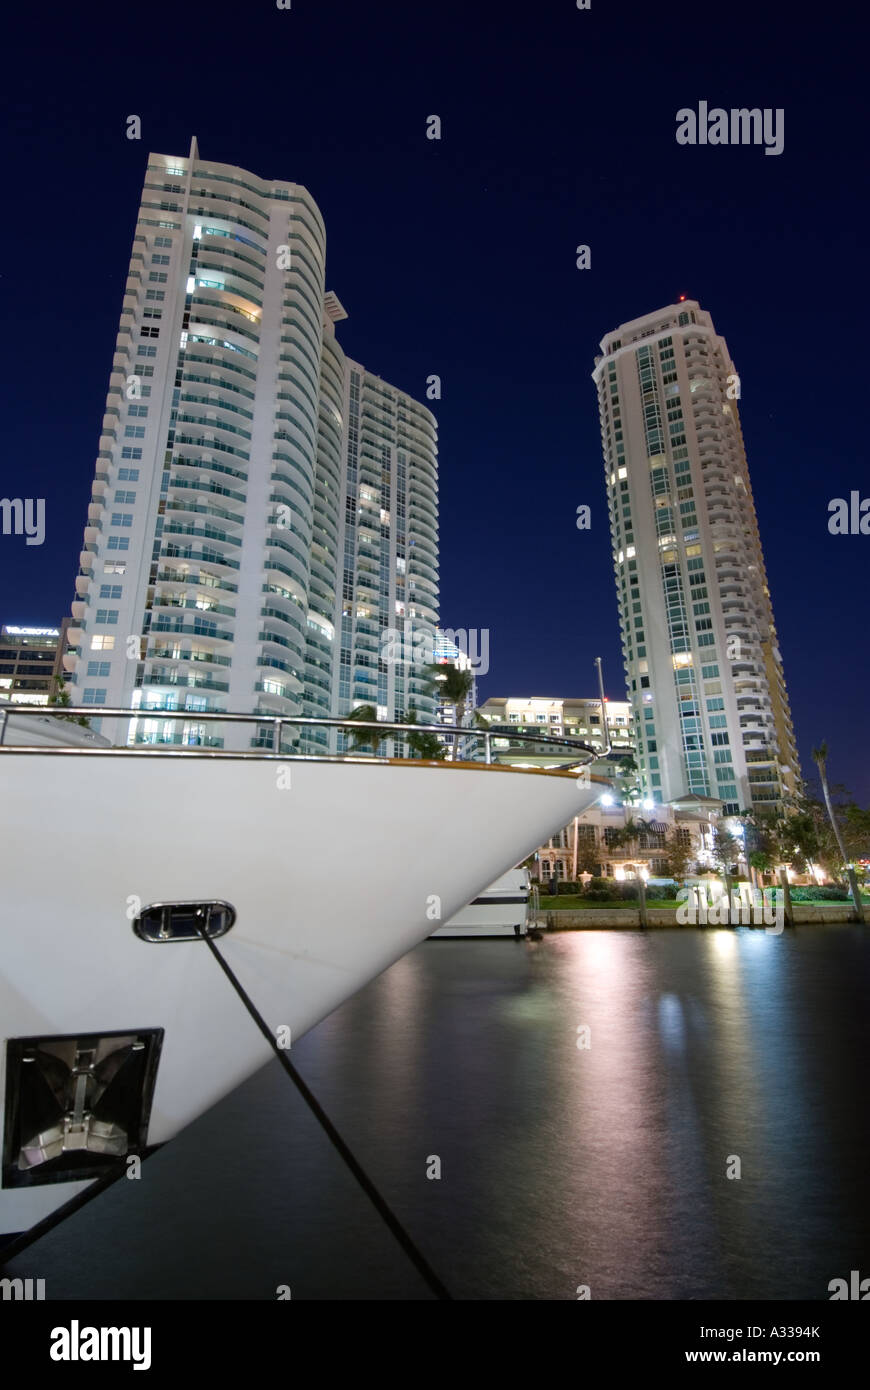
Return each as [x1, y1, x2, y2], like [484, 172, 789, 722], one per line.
[194, 919, 453, 1300]
[0, 1151, 157, 1266]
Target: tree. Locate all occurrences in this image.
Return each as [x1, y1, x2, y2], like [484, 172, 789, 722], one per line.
[576, 839, 600, 876]
[404, 706, 446, 761]
[739, 802, 822, 881]
[812, 742, 865, 921]
[424, 662, 474, 726]
[749, 848, 773, 879]
[844, 804, 870, 863]
[423, 661, 475, 759]
[613, 755, 642, 804]
[342, 703, 378, 753]
[610, 816, 653, 852]
[664, 829, 693, 882]
[711, 827, 742, 907]
[47, 675, 89, 728]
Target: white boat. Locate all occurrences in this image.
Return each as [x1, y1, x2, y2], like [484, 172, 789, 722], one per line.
[432, 867, 533, 937]
[0, 708, 111, 749]
[0, 707, 606, 1240]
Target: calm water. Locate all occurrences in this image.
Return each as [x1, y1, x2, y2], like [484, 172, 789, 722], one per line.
[9, 927, 870, 1300]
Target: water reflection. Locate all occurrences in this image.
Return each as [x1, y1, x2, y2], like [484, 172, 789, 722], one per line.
[7, 927, 869, 1300]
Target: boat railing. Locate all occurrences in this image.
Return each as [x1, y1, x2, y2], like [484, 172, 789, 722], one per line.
[0, 703, 609, 771]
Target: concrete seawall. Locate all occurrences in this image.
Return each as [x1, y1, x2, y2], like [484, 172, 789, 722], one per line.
[540, 906, 861, 929]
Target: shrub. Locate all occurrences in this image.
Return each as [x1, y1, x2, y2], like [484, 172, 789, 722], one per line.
[788, 884, 852, 902]
[580, 877, 619, 901]
[645, 882, 677, 900]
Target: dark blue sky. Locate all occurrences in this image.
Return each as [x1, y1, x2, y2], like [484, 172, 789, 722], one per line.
[3, 0, 868, 800]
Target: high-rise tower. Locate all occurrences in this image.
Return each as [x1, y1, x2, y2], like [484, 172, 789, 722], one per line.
[592, 301, 799, 815]
[65, 142, 439, 749]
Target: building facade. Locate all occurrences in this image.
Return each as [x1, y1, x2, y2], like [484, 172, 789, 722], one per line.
[592, 301, 800, 815]
[534, 799, 716, 883]
[477, 695, 634, 760]
[65, 141, 438, 750]
[0, 624, 67, 705]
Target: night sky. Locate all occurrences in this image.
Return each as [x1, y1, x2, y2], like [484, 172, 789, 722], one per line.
[3, 0, 868, 800]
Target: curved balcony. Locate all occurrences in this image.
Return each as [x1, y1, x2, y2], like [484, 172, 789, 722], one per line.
[260, 606, 305, 640]
[160, 541, 241, 574]
[146, 642, 232, 667]
[155, 565, 238, 594]
[253, 680, 298, 706]
[254, 651, 305, 690]
[410, 535, 438, 566]
[162, 521, 242, 551]
[169, 475, 247, 508]
[153, 593, 237, 623]
[408, 596, 438, 625]
[257, 627, 305, 661]
[263, 544, 308, 588]
[165, 495, 245, 528]
[261, 579, 306, 612]
[408, 551, 439, 582]
[151, 620, 234, 649]
[142, 668, 230, 694]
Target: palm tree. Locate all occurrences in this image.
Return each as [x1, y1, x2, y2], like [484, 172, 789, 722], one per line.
[342, 703, 378, 753]
[404, 706, 446, 761]
[424, 662, 474, 757]
[614, 755, 641, 805]
[611, 815, 653, 851]
[424, 662, 474, 723]
[47, 675, 89, 728]
[813, 742, 865, 921]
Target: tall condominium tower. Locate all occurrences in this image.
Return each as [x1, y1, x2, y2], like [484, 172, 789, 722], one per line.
[66, 141, 439, 750]
[592, 300, 800, 816]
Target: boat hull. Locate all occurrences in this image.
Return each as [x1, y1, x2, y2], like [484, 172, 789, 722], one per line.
[433, 868, 531, 936]
[0, 752, 602, 1235]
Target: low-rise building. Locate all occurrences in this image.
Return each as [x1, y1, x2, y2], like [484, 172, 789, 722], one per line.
[477, 695, 634, 765]
[0, 623, 69, 706]
[534, 795, 720, 883]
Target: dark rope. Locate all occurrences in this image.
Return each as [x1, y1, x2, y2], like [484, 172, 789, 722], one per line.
[0, 1150, 157, 1266]
[194, 918, 453, 1300]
